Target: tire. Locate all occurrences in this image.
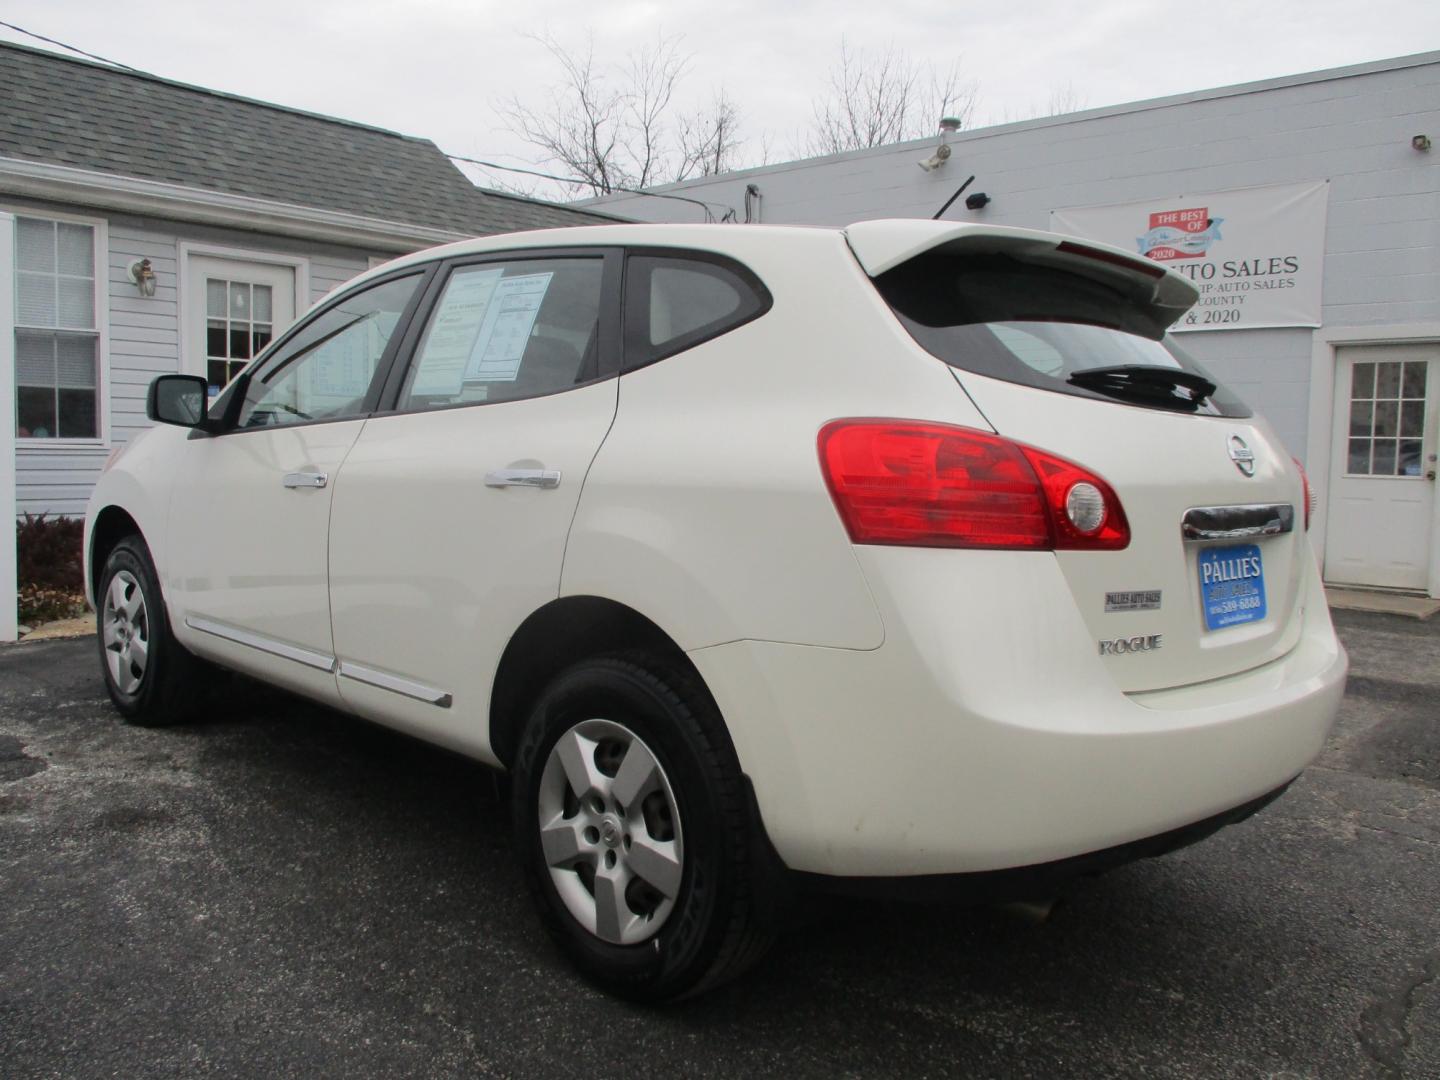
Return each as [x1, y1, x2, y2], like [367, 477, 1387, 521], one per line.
[96, 536, 203, 727]
[511, 655, 777, 1001]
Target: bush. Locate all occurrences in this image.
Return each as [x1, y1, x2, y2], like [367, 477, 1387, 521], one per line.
[16, 513, 87, 625]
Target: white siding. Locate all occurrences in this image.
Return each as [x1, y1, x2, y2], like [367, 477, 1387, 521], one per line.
[586, 53, 1440, 463]
[14, 206, 378, 517]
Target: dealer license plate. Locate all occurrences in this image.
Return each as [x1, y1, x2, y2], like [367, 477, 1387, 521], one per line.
[1198, 544, 1267, 630]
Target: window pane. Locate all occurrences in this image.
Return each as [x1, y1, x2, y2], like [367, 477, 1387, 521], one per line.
[1399, 440, 1423, 476]
[230, 282, 250, 318]
[1376, 362, 1401, 399]
[56, 223, 94, 277]
[1373, 400, 1398, 438]
[207, 280, 228, 318]
[1372, 440, 1397, 475]
[1402, 362, 1427, 399]
[1347, 438, 1370, 474]
[17, 272, 56, 325]
[56, 335, 96, 388]
[57, 277, 94, 329]
[1348, 400, 1372, 438]
[239, 273, 421, 428]
[1401, 400, 1424, 438]
[1351, 362, 1375, 399]
[207, 320, 227, 358]
[15, 330, 54, 384]
[58, 388, 97, 438]
[252, 327, 272, 354]
[230, 327, 252, 360]
[16, 218, 55, 273]
[17, 386, 56, 438]
[649, 263, 742, 345]
[403, 260, 602, 410]
[253, 285, 272, 321]
[208, 360, 229, 389]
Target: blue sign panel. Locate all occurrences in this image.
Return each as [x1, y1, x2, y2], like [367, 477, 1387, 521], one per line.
[1199, 544, 1267, 630]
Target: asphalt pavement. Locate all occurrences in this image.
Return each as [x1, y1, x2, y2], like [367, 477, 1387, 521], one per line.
[1, 609, 1437, 1079]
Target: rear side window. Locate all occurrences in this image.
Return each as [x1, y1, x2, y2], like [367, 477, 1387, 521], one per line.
[623, 253, 770, 369]
[875, 251, 1250, 417]
[398, 257, 604, 409]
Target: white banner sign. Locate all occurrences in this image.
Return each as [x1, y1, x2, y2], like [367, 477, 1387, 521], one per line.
[1051, 181, 1329, 332]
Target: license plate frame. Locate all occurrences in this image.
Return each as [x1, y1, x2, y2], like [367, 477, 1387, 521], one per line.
[1198, 543, 1267, 631]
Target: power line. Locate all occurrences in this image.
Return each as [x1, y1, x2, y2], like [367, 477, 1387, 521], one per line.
[0, 18, 141, 71]
[447, 154, 736, 223]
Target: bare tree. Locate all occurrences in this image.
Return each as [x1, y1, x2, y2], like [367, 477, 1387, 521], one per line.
[676, 90, 743, 180]
[498, 32, 743, 197]
[806, 40, 978, 156]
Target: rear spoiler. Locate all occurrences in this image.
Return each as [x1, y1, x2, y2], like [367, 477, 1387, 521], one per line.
[843, 220, 1199, 332]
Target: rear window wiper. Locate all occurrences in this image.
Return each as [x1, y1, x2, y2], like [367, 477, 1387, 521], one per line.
[1067, 365, 1217, 412]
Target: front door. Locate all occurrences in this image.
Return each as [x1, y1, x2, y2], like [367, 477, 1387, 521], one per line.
[1324, 344, 1440, 594]
[167, 271, 427, 705]
[184, 255, 297, 396]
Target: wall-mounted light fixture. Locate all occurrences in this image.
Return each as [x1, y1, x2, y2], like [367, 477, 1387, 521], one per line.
[918, 116, 964, 172]
[1414, 134, 1432, 152]
[129, 258, 157, 298]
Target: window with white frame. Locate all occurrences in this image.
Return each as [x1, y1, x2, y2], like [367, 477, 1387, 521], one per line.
[14, 216, 100, 439]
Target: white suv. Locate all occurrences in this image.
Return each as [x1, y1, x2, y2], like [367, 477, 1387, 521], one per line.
[84, 220, 1347, 1000]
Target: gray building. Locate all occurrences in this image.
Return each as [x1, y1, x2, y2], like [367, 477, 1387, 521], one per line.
[583, 52, 1440, 598]
[1, 40, 614, 517]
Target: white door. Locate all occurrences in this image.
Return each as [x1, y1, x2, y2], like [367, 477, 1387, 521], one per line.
[1324, 344, 1439, 593]
[184, 255, 297, 394]
[327, 253, 619, 758]
[167, 272, 427, 705]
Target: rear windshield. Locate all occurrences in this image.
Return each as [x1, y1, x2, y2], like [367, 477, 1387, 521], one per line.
[874, 251, 1250, 417]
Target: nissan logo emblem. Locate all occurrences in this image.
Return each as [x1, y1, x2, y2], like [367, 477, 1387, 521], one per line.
[1228, 435, 1256, 477]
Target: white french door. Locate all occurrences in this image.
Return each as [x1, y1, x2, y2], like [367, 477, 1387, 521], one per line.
[1324, 344, 1439, 594]
[183, 254, 298, 395]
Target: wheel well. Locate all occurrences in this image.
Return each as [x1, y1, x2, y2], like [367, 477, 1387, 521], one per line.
[89, 506, 142, 601]
[489, 596, 707, 769]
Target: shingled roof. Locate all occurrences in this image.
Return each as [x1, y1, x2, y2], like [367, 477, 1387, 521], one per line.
[0, 40, 617, 234]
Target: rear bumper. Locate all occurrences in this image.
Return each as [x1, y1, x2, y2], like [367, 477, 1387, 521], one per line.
[689, 549, 1346, 877]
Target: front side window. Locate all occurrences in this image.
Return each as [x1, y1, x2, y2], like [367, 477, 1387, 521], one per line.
[235, 273, 420, 429]
[14, 216, 100, 439]
[398, 258, 604, 410]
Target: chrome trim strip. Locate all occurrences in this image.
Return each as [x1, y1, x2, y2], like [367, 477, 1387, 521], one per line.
[184, 615, 337, 672]
[337, 661, 453, 708]
[1181, 503, 1295, 542]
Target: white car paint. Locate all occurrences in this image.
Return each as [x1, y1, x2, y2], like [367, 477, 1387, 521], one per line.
[85, 219, 1347, 881]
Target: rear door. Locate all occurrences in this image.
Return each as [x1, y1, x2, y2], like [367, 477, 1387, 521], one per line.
[326, 249, 621, 758]
[851, 223, 1309, 692]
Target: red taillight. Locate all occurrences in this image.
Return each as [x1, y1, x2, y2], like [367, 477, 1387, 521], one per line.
[1292, 456, 1313, 530]
[817, 420, 1129, 551]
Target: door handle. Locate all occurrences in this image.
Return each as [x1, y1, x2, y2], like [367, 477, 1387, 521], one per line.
[484, 468, 561, 490]
[282, 471, 328, 489]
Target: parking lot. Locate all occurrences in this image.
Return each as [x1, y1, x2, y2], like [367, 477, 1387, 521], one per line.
[2, 608, 1437, 1079]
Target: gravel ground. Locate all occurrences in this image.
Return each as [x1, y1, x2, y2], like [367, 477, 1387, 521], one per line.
[1, 609, 1437, 1079]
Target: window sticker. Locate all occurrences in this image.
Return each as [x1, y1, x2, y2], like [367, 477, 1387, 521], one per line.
[463, 272, 554, 384]
[411, 268, 504, 396]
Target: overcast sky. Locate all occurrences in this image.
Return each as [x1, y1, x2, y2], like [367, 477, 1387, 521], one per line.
[3, 0, 1439, 200]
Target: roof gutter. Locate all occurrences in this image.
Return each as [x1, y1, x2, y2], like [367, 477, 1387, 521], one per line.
[0, 155, 468, 253]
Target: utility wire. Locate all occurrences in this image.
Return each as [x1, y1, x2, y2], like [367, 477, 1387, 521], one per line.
[447, 154, 736, 223]
[0, 19, 141, 71]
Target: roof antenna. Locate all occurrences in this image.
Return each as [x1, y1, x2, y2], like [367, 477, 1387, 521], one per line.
[933, 175, 976, 220]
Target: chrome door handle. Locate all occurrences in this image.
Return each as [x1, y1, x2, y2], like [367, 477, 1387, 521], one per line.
[282, 471, 328, 489]
[485, 468, 561, 490]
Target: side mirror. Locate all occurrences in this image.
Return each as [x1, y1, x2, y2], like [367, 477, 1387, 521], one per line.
[147, 374, 210, 428]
